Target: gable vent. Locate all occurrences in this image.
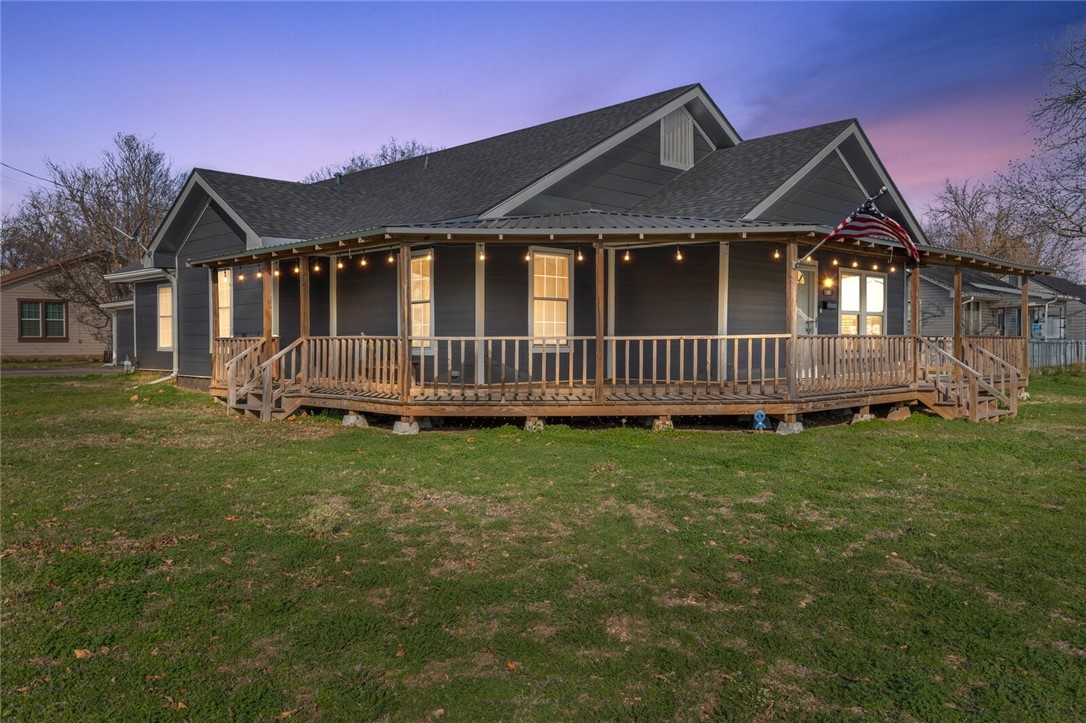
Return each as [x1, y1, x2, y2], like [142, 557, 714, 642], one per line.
[660, 108, 694, 170]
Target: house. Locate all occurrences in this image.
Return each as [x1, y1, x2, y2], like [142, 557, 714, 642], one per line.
[105, 83, 1048, 429]
[1029, 276, 1086, 341]
[1, 258, 109, 362]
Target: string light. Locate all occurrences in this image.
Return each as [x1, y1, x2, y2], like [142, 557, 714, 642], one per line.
[273, 264, 280, 277]
[773, 248, 781, 260]
[293, 265, 300, 274]
[525, 249, 532, 262]
[337, 259, 344, 270]
[832, 259, 839, 266]
[387, 251, 395, 264]
[675, 245, 683, 262]
[313, 261, 321, 272]
[237, 272, 244, 281]
[623, 247, 631, 262]
[872, 263, 879, 271]
[256, 270, 262, 279]
[576, 247, 584, 262]
[890, 265, 896, 273]
[426, 248, 433, 261]
[479, 245, 486, 261]
[851, 260, 859, 268]
[360, 252, 368, 268]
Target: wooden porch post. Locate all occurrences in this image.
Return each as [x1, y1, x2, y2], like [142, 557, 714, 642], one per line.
[1021, 275, 1030, 379]
[261, 260, 273, 355]
[953, 265, 963, 361]
[785, 236, 798, 400]
[399, 240, 411, 403]
[594, 241, 605, 402]
[298, 256, 311, 338]
[909, 262, 921, 337]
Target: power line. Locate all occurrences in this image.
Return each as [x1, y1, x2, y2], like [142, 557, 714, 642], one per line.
[0, 162, 61, 188]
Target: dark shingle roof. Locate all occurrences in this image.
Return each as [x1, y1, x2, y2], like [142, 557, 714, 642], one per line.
[630, 119, 854, 219]
[401, 210, 800, 232]
[921, 266, 1021, 297]
[1036, 276, 1086, 301]
[197, 85, 700, 240]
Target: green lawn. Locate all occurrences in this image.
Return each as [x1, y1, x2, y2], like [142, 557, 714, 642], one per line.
[2, 373, 1084, 720]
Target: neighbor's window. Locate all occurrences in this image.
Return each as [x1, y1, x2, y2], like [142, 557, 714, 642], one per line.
[840, 271, 886, 335]
[18, 300, 66, 339]
[216, 269, 233, 338]
[531, 250, 570, 344]
[963, 300, 981, 335]
[410, 255, 432, 348]
[157, 284, 173, 350]
[660, 108, 694, 170]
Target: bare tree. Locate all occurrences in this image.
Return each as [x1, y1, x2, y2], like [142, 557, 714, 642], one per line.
[998, 22, 1086, 275]
[1, 133, 184, 342]
[924, 178, 1081, 277]
[302, 137, 441, 183]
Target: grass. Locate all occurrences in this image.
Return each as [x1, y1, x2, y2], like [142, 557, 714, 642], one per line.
[2, 372, 1084, 720]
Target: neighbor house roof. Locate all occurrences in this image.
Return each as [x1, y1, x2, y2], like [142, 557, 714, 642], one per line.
[1034, 276, 1086, 302]
[630, 120, 855, 219]
[0, 253, 103, 288]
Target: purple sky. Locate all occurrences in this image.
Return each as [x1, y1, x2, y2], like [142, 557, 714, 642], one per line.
[2, 2, 1081, 225]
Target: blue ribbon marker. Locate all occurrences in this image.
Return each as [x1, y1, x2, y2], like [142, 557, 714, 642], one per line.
[753, 410, 767, 431]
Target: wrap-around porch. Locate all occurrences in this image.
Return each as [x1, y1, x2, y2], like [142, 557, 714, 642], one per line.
[203, 236, 1034, 426]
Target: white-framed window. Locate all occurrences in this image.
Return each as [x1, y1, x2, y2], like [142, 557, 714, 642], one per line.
[18, 300, 66, 339]
[840, 270, 886, 335]
[410, 253, 433, 348]
[157, 284, 174, 350]
[530, 248, 572, 345]
[660, 107, 695, 170]
[216, 269, 233, 338]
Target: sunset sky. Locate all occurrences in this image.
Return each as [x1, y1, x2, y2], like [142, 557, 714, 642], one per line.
[2, 2, 1081, 224]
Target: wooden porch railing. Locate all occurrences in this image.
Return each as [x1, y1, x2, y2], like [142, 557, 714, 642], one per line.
[795, 335, 914, 394]
[963, 336, 1025, 377]
[917, 338, 1016, 421]
[607, 335, 789, 397]
[213, 337, 265, 387]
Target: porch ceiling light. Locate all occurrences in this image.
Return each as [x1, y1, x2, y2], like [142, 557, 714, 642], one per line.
[525, 249, 532, 262]
[823, 277, 834, 288]
[256, 270, 262, 279]
[623, 247, 631, 262]
[773, 248, 781, 260]
[890, 265, 897, 273]
[387, 251, 395, 264]
[851, 260, 859, 268]
[313, 261, 321, 272]
[293, 265, 300, 274]
[576, 247, 584, 262]
[675, 245, 683, 262]
[237, 272, 244, 281]
[337, 259, 344, 270]
[872, 263, 879, 271]
[361, 253, 368, 267]
[832, 259, 839, 266]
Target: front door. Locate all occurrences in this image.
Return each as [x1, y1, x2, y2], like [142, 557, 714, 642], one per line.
[796, 264, 818, 334]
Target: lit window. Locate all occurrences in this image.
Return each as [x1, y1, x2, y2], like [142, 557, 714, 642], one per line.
[158, 284, 173, 350]
[18, 300, 66, 339]
[840, 271, 886, 335]
[531, 251, 570, 344]
[217, 269, 233, 338]
[410, 255, 432, 347]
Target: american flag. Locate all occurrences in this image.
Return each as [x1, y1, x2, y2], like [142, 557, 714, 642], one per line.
[827, 191, 920, 262]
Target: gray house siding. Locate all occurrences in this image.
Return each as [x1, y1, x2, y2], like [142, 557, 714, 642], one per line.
[336, 256, 398, 336]
[115, 308, 135, 364]
[761, 154, 866, 228]
[230, 265, 264, 338]
[615, 245, 717, 335]
[134, 281, 172, 370]
[512, 121, 713, 215]
[277, 257, 330, 347]
[728, 243, 785, 335]
[177, 204, 247, 377]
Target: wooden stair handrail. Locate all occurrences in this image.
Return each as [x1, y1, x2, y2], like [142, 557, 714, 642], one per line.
[918, 338, 1013, 419]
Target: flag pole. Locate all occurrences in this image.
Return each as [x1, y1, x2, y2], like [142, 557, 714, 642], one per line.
[793, 186, 888, 269]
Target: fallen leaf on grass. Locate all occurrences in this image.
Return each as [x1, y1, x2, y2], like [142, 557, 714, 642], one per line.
[221, 557, 232, 565]
[223, 515, 240, 521]
[277, 709, 299, 719]
[129, 395, 139, 401]
[734, 554, 754, 564]
[74, 649, 92, 659]
[506, 660, 518, 670]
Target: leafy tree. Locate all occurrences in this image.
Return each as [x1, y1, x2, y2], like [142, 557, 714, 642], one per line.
[1, 133, 184, 342]
[302, 137, 441, 183]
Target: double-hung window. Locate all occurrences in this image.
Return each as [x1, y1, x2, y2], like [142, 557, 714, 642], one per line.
[157, 284, 173, 350]
[410, 254, 432, 348]
[18, 300, 66, 340]
[216, 269, 233, 338]
[531, 250, 571, 345]
[840, 271, 886, 335]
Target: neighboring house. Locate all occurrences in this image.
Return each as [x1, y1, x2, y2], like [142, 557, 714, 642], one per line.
[1, 259, 109, 362]
[106, 83, 1048, 426]
[1029, 276, 1086, 341]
